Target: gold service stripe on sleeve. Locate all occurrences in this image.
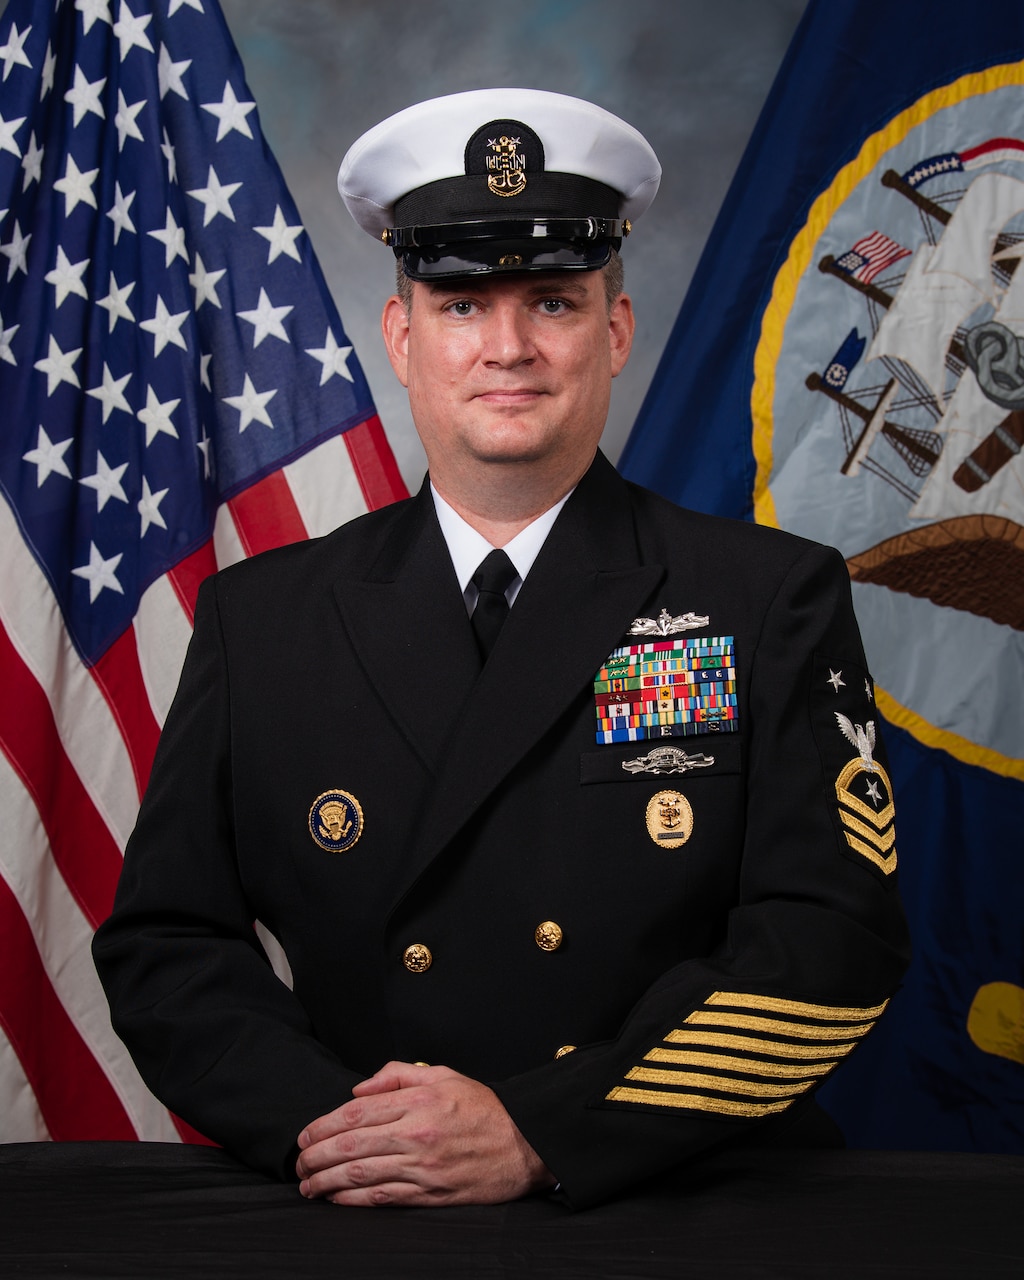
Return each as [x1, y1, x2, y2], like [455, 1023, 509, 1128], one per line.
[704, 992, 890, 1020]
[624, 1067, 818, 1097]
[605, 1087, 794, 1117]
[663, 1030, 859, 1058]
[643, 1048, 836, 1077]
[683, 1011, 877, 1039]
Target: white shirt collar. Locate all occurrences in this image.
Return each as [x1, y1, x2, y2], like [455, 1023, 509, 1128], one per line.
[430, 483, 573, 613]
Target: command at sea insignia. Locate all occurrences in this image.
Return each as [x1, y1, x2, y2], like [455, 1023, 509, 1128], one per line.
[308, 789, 364, 853]
[815, 661, 897, 876]
[645, 790, 694, 848]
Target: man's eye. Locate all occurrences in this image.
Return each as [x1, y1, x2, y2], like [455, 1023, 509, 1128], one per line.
[447, 299, 475, 316]
[539, 298, 569, 314]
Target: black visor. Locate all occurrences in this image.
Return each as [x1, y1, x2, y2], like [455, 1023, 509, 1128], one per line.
[399, 236, 616, 280]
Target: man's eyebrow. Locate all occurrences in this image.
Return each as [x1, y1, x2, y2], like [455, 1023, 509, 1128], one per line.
[519, 279, 590, 298]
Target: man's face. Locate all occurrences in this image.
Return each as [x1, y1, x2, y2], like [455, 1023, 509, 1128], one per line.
[381, 269, 634, 494]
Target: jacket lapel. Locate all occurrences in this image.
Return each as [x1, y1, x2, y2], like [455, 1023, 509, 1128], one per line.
[331, 482, 481, 771]
[386, 454, 664, 915]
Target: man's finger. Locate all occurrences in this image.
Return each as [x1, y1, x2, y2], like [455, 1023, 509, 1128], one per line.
[352, 1060, 437, 1097]
[300, 1153, 424, 1201]
[328, 1181, 448, 1208]
[297, 1089, 413, 1156]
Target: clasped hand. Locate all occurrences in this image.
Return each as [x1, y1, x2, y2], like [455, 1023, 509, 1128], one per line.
[295, 1061, 555, 1207]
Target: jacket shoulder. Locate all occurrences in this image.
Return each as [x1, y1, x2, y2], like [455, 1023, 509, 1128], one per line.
[203, 495, 416, 602]
[623, 478, 841, 573]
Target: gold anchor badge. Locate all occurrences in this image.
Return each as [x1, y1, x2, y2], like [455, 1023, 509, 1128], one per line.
[486, 135, 527, 198]
[645, 790, 694, 848]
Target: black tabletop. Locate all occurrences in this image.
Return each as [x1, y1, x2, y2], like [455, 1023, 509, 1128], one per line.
[1, 1141, 1021, 1279]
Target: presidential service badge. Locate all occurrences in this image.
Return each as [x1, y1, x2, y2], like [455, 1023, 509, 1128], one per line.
[308, 789, 364, 853]
[645, 790, 694, 849]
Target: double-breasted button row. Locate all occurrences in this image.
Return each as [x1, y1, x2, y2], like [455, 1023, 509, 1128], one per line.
[401, 922, 564, 972]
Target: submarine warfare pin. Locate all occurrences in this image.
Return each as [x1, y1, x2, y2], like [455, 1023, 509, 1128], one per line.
[629, 608, 710, 637]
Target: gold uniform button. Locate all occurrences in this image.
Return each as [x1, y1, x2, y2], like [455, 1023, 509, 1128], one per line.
[402, 943, 432, 973]
[535, 921, 563, 951]
[554, 1045, 577, 1059]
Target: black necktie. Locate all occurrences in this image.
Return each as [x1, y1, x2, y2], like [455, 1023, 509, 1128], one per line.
[470, 549, 517, 660]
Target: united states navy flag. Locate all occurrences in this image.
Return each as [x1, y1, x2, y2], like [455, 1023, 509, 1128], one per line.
[0, 0, 406, 1142]
[621, 0, 1024, 1152]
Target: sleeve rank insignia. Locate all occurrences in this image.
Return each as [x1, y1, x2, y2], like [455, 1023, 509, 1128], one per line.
[593, 636, 738, 745]
[833, 715, 897, 875]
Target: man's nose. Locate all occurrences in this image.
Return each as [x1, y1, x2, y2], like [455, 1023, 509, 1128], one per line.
[482, 303, 536, 366]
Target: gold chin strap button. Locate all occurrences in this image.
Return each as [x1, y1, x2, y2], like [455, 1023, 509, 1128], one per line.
[554, 1045, 577, 1059]
[402, 943, 432, 973]
[413, 1061, 430, 1068]
[535, 921, 563, 951]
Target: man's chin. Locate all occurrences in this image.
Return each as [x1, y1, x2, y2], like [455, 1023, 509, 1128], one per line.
[467, 442, 554, 467]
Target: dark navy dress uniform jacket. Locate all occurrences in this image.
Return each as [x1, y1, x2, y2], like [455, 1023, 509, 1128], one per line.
[93, 452, 910, 1210]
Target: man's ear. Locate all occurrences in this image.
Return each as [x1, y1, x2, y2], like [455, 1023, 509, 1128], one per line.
[609, 292, 635, 378]
[381, 295, 411, 387]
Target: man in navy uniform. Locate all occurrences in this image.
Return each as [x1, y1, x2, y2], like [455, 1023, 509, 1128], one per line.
[94, 89, 909, 1210]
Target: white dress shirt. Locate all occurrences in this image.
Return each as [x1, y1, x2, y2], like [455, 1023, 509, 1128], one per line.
[430, 483, 573, 616]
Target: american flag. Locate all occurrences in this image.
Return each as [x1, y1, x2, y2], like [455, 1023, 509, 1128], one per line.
[0, 0, 406, 1143]
[833, 229, 911, 285]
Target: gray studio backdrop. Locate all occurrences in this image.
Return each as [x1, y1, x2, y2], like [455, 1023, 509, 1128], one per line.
[2, 0, 808, 491]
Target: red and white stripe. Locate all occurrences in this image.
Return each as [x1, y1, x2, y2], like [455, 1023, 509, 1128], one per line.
[961, 136, 1024, 169]
[0, 414, 406, 1144]
[847, 230, 912, 284]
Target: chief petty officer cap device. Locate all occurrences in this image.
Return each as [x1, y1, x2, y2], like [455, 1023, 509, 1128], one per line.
[337, 87, 661, 280]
